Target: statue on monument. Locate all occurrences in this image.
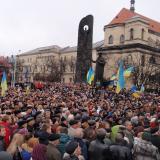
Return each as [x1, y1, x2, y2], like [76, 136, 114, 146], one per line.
[92, 52, 106, 84]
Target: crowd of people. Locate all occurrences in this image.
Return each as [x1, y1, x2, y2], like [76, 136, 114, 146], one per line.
[0, 83, 159, 160]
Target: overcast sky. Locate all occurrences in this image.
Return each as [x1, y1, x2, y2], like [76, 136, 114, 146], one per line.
[0, 0, 160, 56]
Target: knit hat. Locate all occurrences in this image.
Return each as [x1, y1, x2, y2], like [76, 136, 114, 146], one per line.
[0, 151, 13, 160]
[65, 141, 78, 155]
[48, 134, 60, 141]
[17, 119, 27, 127]
[69, 119, 78, 126]
[142, 132, 151, 141]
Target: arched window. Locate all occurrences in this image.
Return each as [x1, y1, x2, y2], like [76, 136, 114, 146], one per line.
[141, 28, 145, 40]
[130, 28, 134, 40]
[108, 35, 113, 44]
[120, 34, 125, 44]
[149, 56, 156, 64]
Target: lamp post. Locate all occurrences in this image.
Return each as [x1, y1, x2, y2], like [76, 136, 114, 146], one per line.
[11, 55, 16, 87]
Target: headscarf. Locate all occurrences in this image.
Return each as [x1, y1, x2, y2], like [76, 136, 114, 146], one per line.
[32, 144, 47, 160]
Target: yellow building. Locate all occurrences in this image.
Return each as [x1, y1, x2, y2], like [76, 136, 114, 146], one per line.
[99, 8, 160, 87]
[16, 41, 103, 83]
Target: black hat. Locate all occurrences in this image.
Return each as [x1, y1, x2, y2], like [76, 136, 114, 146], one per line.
[61, 117, 66, 122]
[38, 132, 49, 145]
[69, 119, 78, 126]
[33, 111, 42, 118]
[17, 119, 27, 127]
[14, 110, 21, 115]
[27, 105, 33, 109]
[65, 141, 78, 155]
[26, 116, 34, 123]
[88, 120, 96, 126]
[48, 134, 60, 141]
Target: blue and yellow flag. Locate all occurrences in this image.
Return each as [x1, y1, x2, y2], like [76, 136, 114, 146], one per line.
[26, 85, 30, 95]
[87, 67, 94, 85]
[116, 61, 125, 93]
[1, 71, 8, 96]
[140, 84, 145, 92]
[124, 67, 134, 78]
[110, 74, 117, 80]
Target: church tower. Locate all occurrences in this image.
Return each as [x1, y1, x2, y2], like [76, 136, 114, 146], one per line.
[130, 0, 135, 12]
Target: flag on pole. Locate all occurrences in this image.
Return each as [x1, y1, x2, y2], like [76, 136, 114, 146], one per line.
[124, 67, 134, 78]
[110, 74, 117, 80]
[116, 61, 125, 93]
[140, 84, 145, 92]
[132, 91, 141, 98]
[1, 71, 8, 96]
[26, 85, 30, 95]
[87, 67, 94, 85]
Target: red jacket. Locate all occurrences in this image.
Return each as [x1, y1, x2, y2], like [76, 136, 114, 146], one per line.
[0, 121, 11, 147]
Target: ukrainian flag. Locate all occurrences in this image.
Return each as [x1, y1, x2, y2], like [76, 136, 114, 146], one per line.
[1, 71, 8, 96]
[132, 91, 141, 98]
[87, 67, 94, 85]
[110, 74, 117, 80]
[124, 67, 134, 78]
[116, 61, 125, 93]
[140, 84, 145, 92]
[26, 85, 30, 95]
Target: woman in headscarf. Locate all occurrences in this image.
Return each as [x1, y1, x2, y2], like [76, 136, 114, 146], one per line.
[32, 143, 47, 160]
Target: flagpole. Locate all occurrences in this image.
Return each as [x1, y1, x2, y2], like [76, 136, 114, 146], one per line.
[13, 56, 16, 87]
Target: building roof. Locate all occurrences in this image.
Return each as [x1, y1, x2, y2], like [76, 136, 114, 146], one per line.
[19, 45, 61, 56]
[60, 40, 104, 53]
[19, 40, 104, 56]
[108, 8, 160, 33]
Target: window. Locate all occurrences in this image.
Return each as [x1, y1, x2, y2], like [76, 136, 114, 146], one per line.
[120, 34, 125, 44]
[64, 56, 67, 61]
[63, 65, 66, 72]
[141, 55, 145, 66]
[149, 56, 156, 64]
[108, 35, 113, 44]
[141, 29, 145, 40]
[130, 28, 134, 40]
[62, 78, 65, 83]
[70, 65, 73, 72]
[69, 78, 72, 83]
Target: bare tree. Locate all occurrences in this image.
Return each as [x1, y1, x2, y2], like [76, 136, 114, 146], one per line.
[123, 53, 160, 89]
[37, 55, 67, 82]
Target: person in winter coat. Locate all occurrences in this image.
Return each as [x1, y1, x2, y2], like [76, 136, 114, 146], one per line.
[89, 128, 111, 160]
[63, 141, 83, 160]
[21, 137, 39, 160]
[0, 151, 13, 160]
[0, 115, 11, 148]
[0, 126, 6, 151]
[46, 133, 62, 160]
[109, 132, 132, 160]
[32, 143, 47, 160]
[133, 132, 160, 160]
[57, 127, 71, 156]
[72, 128, 87, 160]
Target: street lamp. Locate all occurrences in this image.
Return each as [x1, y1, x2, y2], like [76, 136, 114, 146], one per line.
[11, 55, 16, 87]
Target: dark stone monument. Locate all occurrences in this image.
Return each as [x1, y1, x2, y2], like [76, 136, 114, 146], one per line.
[92, 52, 106, 84]
[75, 15, 94, 83]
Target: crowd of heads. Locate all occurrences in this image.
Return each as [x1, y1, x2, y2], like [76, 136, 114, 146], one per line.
[0, 83, 159, 160]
